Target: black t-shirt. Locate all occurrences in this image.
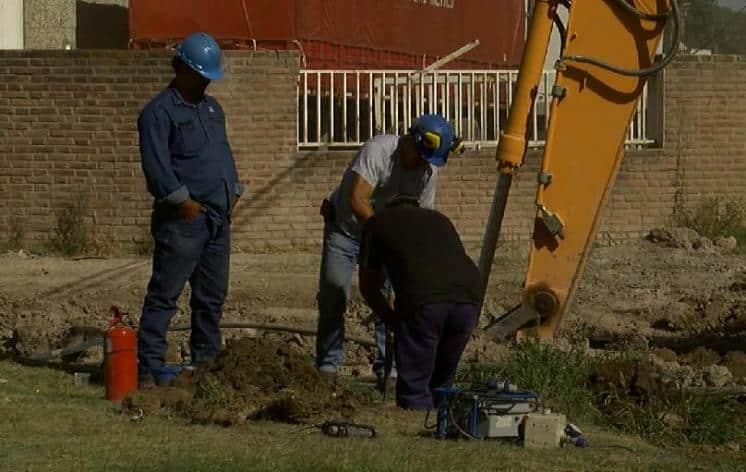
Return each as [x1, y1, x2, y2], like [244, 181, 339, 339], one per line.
[359, 206, 481, 308]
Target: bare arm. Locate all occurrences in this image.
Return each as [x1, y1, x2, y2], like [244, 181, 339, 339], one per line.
[349, 173, 375, 224]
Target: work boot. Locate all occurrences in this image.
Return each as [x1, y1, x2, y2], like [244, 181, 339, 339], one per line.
[149, 364, 184, 386]
[317, 365, 339, 384]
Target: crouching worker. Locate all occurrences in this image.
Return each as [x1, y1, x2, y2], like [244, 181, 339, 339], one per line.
[358, 195, 481, 410]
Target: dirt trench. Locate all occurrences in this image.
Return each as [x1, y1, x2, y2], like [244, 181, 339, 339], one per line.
[1, 228, 744, 386]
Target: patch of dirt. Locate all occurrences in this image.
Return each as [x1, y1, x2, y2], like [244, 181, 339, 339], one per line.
[124, 337, 358, 426]
[0, 226, 744, 386]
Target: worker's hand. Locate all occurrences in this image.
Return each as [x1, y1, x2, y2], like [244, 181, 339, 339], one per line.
[178, 198, 206, 221]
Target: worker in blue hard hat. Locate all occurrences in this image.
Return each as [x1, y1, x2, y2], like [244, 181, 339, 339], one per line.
[136, 32, 243, 386]
[315, 113, 464, 389]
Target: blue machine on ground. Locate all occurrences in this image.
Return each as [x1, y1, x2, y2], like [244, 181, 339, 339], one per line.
[434, 380, 540, 440]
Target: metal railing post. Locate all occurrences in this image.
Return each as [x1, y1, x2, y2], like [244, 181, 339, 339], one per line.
[297, 68, 654, 149]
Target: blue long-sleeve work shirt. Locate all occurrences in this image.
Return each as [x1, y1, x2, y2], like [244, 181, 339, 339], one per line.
[138, 86, 243, 216]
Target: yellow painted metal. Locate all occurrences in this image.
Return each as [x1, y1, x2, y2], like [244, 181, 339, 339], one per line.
[519, 0, 669, 338]
[496, 0, 558, 175]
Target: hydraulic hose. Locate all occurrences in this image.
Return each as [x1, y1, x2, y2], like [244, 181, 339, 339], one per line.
[562, 0, 681, 77]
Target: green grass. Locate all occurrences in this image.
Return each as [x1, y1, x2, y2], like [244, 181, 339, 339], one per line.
[457, 342, 745, 448]
[1, 360, 743, 471]
[457, 341, 598, 423]
[674, 196, 746, 252]
[49, 200, 90, 257]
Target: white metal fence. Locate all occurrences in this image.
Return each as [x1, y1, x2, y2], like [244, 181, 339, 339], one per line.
[297, 69, 654, 149]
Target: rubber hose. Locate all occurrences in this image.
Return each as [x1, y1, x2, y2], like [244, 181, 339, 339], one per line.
[20, 322, 377, 361]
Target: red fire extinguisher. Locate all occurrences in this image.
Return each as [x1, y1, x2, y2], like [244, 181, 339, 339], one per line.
[104, 306, 138, 402]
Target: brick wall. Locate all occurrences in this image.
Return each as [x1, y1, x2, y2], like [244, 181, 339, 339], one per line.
[282, 147, 677, 252]
[0, 52, 744, 253]
[663, 56, 746, 208]
[0, 50, 299, 250]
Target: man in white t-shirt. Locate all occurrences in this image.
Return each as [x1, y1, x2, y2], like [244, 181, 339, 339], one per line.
[315, 114, 463, 383]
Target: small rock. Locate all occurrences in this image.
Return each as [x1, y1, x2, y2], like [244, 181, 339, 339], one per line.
[650, 347, 678, 363]
[703, 365, 733, 388]
[683, 347, 721, 368]
[722, 351, 746, 383]
[693, 237, 717, 253]
[647, 228, 670, 243]
[0, 378, 7, 384]
[714, 236, 737, 252]
[657, 227, 700, 249]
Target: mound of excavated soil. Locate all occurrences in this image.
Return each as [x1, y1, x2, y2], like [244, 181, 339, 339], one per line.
[124, 337, 358, 426]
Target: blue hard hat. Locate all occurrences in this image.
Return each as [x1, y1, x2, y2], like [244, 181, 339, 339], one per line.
[409, 114, 455, 167]
[174, 32, 224, 80]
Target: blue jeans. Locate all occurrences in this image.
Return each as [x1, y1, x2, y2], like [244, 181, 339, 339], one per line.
[316, 222, 395, 378]
[138, 209, 230, 376]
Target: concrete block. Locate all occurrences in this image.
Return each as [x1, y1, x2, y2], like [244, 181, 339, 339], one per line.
[523, 412, 566, 449]
[24, 0, 76, 49]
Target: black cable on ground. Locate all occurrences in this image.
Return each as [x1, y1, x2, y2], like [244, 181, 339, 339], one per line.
[169, 322, 376, 348]
[17, 321, 377, 362]
[25, 337, 104, 362]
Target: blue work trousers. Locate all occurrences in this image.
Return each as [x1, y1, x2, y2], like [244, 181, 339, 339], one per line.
[138, 210, 230, 376]
[395, 302, 478, 410]
[316, 222, 394, 378]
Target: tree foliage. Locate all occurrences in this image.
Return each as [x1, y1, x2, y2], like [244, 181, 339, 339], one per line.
[684, 0, 746, 54]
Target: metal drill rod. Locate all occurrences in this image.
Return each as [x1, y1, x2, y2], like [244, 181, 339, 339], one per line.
[477, 173, 514, 303]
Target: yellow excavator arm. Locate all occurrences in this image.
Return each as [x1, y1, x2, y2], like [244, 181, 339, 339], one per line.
[479, 0, 681, 339]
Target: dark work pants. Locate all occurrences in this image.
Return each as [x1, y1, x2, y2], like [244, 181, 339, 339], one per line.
[394, 302, 479, 410]
[138, 210, 230, 376]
